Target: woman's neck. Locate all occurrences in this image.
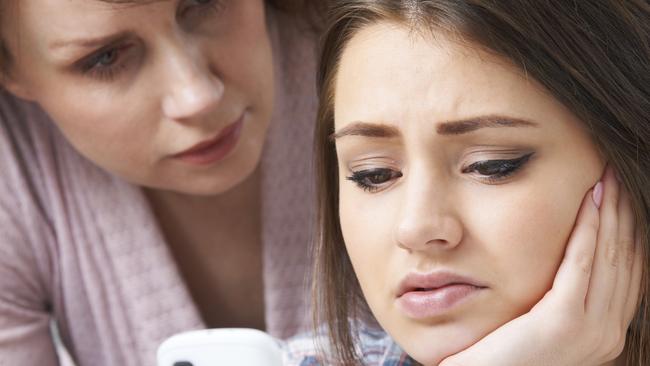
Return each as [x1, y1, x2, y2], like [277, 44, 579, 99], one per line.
[143, 169, 265, 329]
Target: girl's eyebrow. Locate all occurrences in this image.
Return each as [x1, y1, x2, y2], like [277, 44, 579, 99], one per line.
[436, 115, 538, 135]
[331, 122, 400, 141]
[331, 115, 538, 140]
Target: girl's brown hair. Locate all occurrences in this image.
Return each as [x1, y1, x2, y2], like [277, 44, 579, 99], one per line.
[312, 1, 649, 365]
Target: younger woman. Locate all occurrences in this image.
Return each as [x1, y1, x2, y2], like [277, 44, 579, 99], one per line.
[287, 1, 649, 365]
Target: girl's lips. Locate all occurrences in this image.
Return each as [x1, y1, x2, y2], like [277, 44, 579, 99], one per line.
[173, 115, 244, 166]
[395, 271, 487, 319]
[396, 284, 485, 319]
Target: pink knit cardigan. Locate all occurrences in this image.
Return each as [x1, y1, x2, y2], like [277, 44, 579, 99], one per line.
[0, 9, 317, 366]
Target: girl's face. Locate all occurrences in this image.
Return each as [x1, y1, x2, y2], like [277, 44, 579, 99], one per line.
[334, 23, 604, 365]
[1, 0, 273, 195]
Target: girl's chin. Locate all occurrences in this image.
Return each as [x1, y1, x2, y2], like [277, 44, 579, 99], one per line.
[406, 345, 465, 366]
[395, 327, 485, 366]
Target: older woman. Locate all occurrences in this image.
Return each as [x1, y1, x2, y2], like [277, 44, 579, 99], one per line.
[0, 1, 322, 365]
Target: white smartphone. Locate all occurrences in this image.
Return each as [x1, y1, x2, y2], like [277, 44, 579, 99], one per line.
[157, 328, 284, 366]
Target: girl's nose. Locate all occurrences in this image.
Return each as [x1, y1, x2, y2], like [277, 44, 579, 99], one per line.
[394, 179, 463, 252]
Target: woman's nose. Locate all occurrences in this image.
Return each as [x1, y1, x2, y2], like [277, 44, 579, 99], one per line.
[161, 47, 224, 121]
[394, 181, 463, 252]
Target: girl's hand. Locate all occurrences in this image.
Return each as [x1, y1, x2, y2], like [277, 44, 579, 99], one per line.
[439, 167, 643, 366]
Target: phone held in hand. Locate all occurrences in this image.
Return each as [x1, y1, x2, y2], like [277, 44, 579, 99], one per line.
[157, 328, 283, 366]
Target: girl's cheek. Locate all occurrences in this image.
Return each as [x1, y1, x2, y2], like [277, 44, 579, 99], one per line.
[476, 182, 583, 306]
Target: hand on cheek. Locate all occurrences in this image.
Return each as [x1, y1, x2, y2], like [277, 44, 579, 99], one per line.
[438, 166, 643, 366]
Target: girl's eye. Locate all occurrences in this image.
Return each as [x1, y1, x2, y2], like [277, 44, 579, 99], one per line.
[347, 168, 403, 192]
[462, 152, 534, 183]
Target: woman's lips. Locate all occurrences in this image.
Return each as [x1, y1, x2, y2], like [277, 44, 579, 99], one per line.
[395, 271, 487, 319]
[173, 115, 244, 166]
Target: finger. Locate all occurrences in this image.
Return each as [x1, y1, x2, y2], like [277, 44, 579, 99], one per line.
[586, 166, 620, 315]
[550, 182, 601, 312]
[609, 186, 635, 320]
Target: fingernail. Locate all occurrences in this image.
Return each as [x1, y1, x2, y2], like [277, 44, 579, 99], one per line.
[592, 181, 603, 208]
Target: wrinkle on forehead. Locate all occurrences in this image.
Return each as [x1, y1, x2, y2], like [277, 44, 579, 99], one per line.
[0, 0, 169, 74]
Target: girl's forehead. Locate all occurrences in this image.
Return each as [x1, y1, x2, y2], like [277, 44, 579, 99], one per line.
[337, 23, 524, 93]
[333, 23, 553, 131]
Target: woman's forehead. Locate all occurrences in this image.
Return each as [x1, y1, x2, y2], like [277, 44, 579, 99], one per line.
[2, 0, 171, 56]
[3, 0, 170, 30]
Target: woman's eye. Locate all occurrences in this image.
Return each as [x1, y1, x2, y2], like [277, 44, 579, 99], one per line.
[462, 152, 534, 183]
[95, 50, 117, 67]
[79, 45, 132, 81]
[180, 0, 225, 17]
[347, 168, 403, 192]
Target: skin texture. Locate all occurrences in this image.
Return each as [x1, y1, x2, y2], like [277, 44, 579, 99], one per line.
[334, 23, 606, 365]
[2, 0, 273, 195]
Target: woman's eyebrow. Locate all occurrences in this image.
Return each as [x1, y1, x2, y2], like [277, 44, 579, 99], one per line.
[436, 115, 538, 135]
[49, 31, 133, 51]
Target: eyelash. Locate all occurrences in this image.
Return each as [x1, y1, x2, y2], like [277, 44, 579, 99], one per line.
[346, 152, 535, 192]
[78, 0, 225, 81]
[347, 169, 404, 193]
[79, 45, 131, 81]
[178, 0, 226, 19]
[461, 152, 534, 184]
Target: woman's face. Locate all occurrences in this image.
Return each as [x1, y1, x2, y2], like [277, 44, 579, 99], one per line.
[334, 23, 605, 365]
[2, 0, 273, 195]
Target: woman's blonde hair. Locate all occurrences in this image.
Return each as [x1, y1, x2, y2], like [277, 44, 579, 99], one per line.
[312, 1, 649, 365]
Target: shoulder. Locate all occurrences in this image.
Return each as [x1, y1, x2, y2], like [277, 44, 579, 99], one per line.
[0, 90, 75, 227]
[281, 330, 325, 366]
[0, 90, 54, 224]
[0, 89, 108, 207]
[355, 325, 416, 365]
[0, 90, 100, 286]
[0, 89, 60, 191]
[282, 323, 415, 366]
[0, 91, 57, 304]
[262, 5, 319, 147]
